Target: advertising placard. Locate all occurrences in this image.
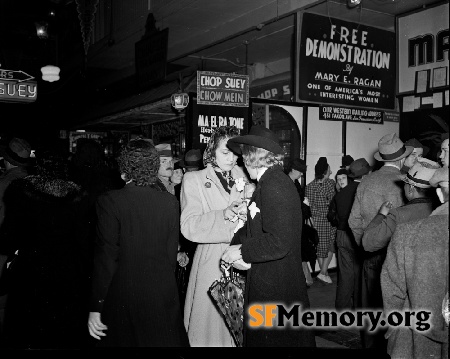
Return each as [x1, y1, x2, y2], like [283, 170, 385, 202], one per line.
[191, 102, 248, 153]
[319, 105, 383, 124]
[197, 71, 249, 107]
[298, 13, 395, 109]
[397, 3, 449, 94]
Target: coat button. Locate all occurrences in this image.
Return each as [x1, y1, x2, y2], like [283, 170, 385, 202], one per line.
[205, 182, 211, 188]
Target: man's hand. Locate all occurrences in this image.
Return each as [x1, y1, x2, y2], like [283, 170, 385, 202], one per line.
[379, 201, 393, 216]
[88, 312, 108, 340]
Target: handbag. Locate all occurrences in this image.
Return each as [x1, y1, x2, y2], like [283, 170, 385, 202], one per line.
[208, 266, 245, 347]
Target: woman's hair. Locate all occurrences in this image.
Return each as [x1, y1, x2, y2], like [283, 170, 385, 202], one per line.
[241, 144, 284, 169]
[35, 145, 70, 180]
[203, 125, 240, 167]
[116, 139, 159, 186]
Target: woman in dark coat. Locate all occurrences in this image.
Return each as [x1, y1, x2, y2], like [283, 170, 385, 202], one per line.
[87, 139, 189, 347]
[0, 143, 90, 349]
[222, 126, 316, 347]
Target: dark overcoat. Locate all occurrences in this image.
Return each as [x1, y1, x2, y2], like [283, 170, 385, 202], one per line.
[90, 183, 189, 347]
[0, 175, 90, 349]
[232, 165, 316, 347]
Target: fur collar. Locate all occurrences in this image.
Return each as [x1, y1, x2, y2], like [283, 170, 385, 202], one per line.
[13, 175, 84, 203]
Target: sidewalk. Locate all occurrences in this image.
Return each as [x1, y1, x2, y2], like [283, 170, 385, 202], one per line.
[307, 270, 363, 349]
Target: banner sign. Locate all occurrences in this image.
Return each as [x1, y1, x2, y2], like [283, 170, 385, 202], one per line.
[191, 102, 248, 153]
[298, 13, 395, 109]
[0, 68, 37, 103]
[319, 105, 383, 124]
[397, 3, 449, 94]
[250, 80, 291, 101]
[197, 71, 249, 107]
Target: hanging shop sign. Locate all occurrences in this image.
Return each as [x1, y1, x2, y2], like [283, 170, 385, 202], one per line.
[397, 3, 449, 94]
[319, 105, 383, 124]
[69, 131, 107, 153]
[197, 71, 249, 107]
[0, 68, 37, 103]
[297, 13, 395, 109]
[191, 100, 249, 152]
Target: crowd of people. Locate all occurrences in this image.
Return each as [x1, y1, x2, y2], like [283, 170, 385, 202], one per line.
[0, 128, 447, 355]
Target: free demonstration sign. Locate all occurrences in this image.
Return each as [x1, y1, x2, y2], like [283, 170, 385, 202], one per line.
[197, 71, 249, 107]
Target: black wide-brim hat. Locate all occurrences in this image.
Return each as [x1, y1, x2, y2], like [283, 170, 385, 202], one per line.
[227, 125, 283, 155]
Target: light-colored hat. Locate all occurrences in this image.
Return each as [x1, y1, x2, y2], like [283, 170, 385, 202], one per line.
[155, 143, 172, 157]
[398, 158, 441, 188]
[429, 166, 449, 188]
[374, 133, 413, 162]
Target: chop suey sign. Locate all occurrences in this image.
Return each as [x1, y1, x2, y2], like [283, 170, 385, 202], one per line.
[298, 13, 395, 109]
[0, 68, 37, 103]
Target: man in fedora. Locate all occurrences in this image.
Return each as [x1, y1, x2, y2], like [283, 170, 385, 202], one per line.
[349, 133, 413, 350]
[333, 158, 371, 310]
[362, 158, 439, 253]
[381, 166, 448, 359]
[0, 137, 31, 339]
[180, 149, 203, 173]
[155, 143, 176, 195]
[400, 138, 429, 174]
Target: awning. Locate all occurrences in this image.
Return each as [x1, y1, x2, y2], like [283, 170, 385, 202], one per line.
[71, 73, 197, 132]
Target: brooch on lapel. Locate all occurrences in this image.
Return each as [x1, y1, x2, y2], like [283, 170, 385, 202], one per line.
[205, 182, 211, 188]
[248, 202, 260, 219]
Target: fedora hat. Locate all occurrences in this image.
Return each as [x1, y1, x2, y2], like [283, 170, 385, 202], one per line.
[180, 149, 202, 168]
[227, 125, 283, 155]
[155, 143, 172, 157]
[374, 133, 413, 162]
[290, 158, 307, 173]
[0, 137, 31, 166]
[398, 158, 440, 188]
[348, 158, 372, 178]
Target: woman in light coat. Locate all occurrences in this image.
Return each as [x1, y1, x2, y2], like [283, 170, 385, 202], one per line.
[180, 126, 248, 347]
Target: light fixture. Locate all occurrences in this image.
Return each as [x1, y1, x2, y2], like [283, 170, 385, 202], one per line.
[171, 91, 189, 111]
[347, 0, 362, 8]
[41, 65, 60, 82]
[35, 21, 49, 40]
[171, 73, 189, 111]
